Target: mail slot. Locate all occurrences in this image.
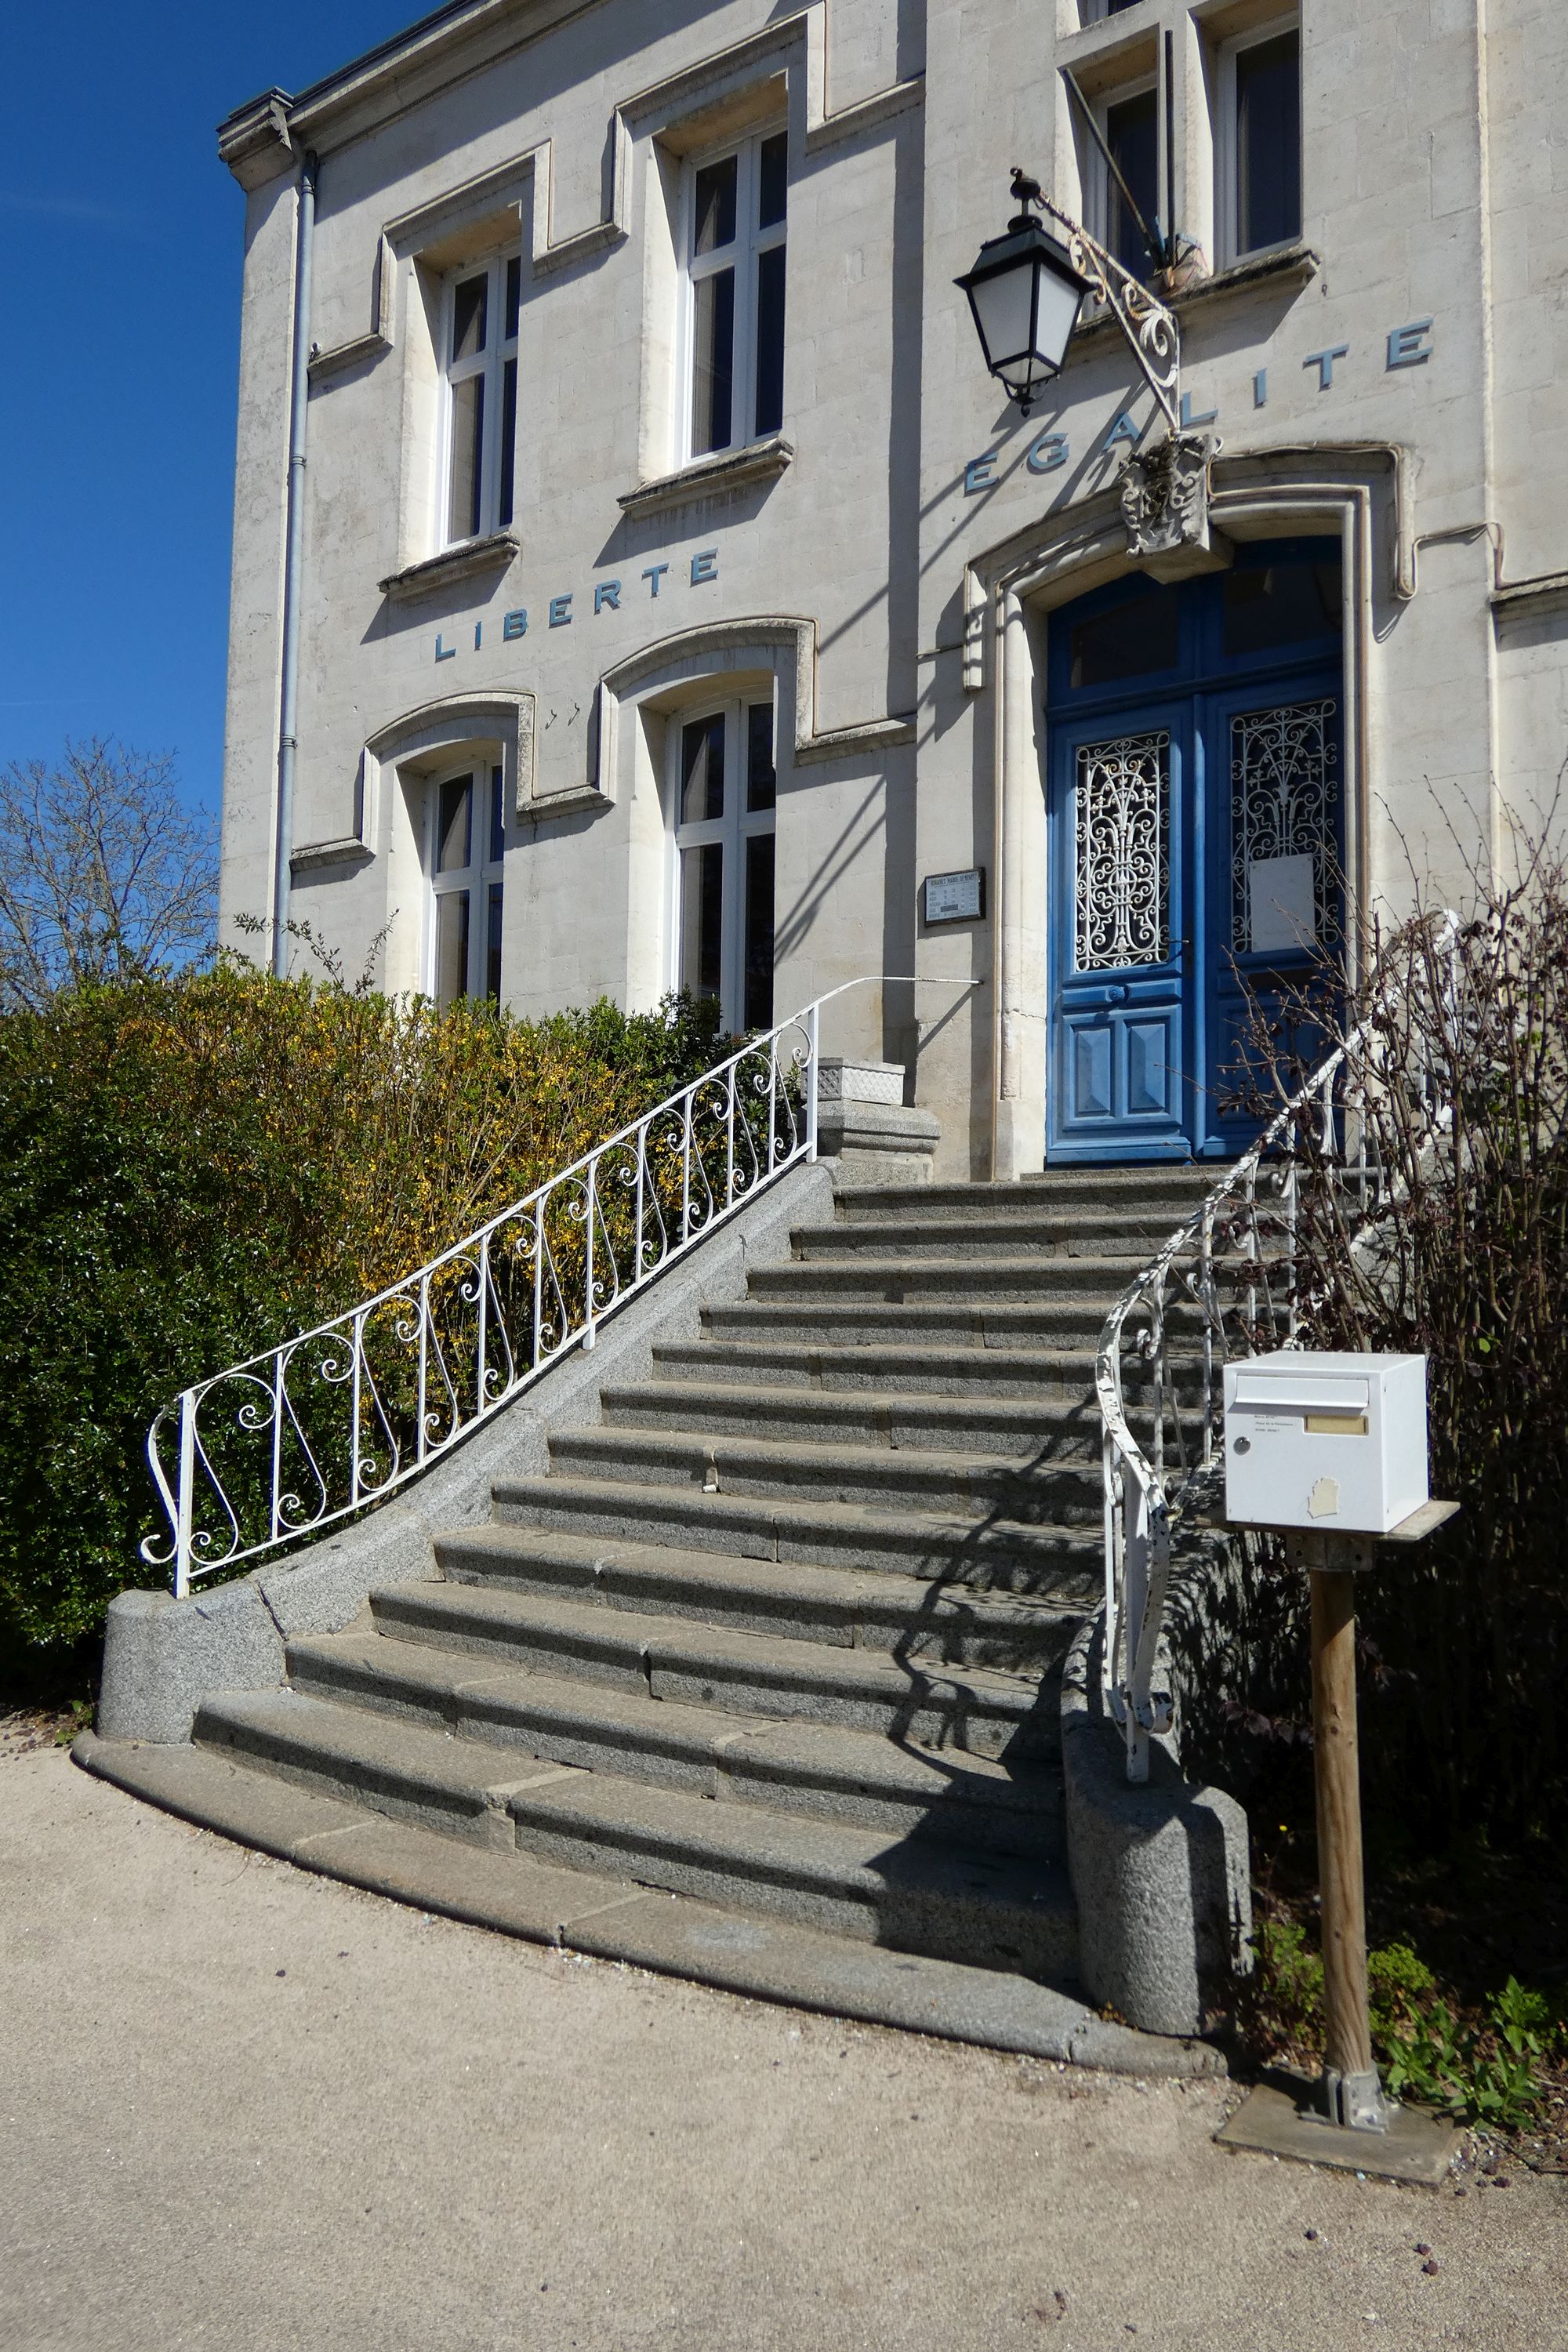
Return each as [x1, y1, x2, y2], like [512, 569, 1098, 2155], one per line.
[1223, 1351, 1429, 1534]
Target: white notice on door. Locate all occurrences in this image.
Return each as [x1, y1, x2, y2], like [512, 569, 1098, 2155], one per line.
[1249, 853, 1317, 956]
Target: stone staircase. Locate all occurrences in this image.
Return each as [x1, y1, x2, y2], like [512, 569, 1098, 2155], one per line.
[184, 1171, 1210, 1974]
[122, 1165, 1225, 2056]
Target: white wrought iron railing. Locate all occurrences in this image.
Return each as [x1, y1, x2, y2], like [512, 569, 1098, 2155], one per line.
[1094, 924, 1457, 1783]
[143, 977, 946, 1599]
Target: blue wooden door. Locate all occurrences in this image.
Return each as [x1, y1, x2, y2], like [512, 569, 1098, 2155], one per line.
[1045, 543, 1345, 1166]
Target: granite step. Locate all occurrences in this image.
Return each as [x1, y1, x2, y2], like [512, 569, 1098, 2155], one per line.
[81, 1731, 1218, 2075]
[544, 1423, 1104, 1522]
[284, 1625, 1065, 1854]
[837, 1171, 1218, 1222]
[499, 1763, 1079, 1974]
[433, 1519, 1087, 1667]
[366, 1579, 1068, 1755]
[489, 1468, 1103, 1590]
[700, 1298, 1213, 1350]
[650, 1336, 1205, 1400]
[594, 1376, 1123, 1460]
[746, 1252, 1160, 1304]
[793, 1212, 1231, 1261]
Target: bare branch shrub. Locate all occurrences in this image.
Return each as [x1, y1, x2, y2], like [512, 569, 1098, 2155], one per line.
[1223, 807, 1568, 1844]
[0, 738, 217, 1008]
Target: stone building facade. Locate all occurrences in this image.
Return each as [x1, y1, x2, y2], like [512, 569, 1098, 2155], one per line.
[216, 0, 1566, 1179]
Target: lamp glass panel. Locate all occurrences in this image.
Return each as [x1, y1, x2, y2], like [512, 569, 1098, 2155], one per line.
[1033, 264, 1086, 372]
[968, 258, 1038, 372]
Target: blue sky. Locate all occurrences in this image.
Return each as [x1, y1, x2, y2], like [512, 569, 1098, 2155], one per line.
[1, 6, 419, 818]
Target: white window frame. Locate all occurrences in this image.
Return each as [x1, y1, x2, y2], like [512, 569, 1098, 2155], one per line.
[678, 125, 788, 467]
[666, 696, 778, 1033]
[1216, 13, 1302, 268]
[1087, 71, 1162, 282]
[437, 250, 521, 550]
[426, 764, 507, 1007]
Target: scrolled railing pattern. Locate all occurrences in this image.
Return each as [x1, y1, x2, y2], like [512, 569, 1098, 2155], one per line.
[143, 1004, 820, 1598]
[1093, 925, 1457, 1783]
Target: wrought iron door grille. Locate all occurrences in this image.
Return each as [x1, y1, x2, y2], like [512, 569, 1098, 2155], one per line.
[1074, 728, 1171, 971]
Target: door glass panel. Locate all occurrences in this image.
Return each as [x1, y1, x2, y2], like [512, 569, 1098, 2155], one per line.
[745, 703, 776, 811]
[743, 834, 775, 1030]
[1230, 699, 1339, 955]
[434, 891, 470, 1010]
[681, 713, 725, 822]
[691, 268, 735, 454]
[485, 880, 504, 1004]
[1236, 31, 1301, 254]
[436, 776, 473, 873]
[1069, 586, 1179, 688]
[1221, 555, 1341, 657]
[1105, 89, 1159, 278]
[692, 156, 738, 254]
[488, 767, 506, 863]
[679, 844, 724, 1000]
[1075, 730, 1170, 970]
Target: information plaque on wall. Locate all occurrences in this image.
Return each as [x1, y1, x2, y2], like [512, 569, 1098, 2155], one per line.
[922, 867, 985, 925]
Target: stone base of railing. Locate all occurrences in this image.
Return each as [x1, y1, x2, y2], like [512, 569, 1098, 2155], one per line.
[1060, 1617, 1253, 2040]
[815, 1058, 938, 1188]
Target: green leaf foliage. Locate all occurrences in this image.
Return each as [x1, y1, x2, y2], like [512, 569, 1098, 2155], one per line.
[0, 969, 724, 1675]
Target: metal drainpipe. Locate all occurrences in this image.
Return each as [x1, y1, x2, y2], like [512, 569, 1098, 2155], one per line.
[272, 148, 318, 978]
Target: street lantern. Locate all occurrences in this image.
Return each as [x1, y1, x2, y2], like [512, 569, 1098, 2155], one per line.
[954, 212, 1091, 419]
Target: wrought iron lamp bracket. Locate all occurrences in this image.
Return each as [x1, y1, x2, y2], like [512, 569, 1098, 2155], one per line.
[1035, 196, 1182, 433]
[1021, 184, 1220, 572]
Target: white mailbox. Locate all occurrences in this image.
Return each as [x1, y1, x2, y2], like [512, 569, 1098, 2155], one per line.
[1223, 1352, 1429, 1535]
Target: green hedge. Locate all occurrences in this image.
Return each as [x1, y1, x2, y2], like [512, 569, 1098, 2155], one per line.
[0, 970, 724, 1679]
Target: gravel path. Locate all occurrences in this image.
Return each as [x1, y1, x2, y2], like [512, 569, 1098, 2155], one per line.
[2, 1743, 1562, 2351]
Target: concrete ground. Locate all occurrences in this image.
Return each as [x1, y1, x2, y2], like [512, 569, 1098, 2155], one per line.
[1, 1740, 1562, 2352]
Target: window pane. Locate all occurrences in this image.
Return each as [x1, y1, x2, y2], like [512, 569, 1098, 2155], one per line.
[448, 373, 485, 541]
[504, 256, 521, 342]
[435, 890, 470, 1009]
[746, 703, 776, 812]
[485, 880, 504, 1004]
[488, 765, 506, 864]
[758, 132, 788, 229]
[1222, 555, 1342, 657]
[753, 243, 786, 437]
[691, 267, 735, 455]
[744, 833, 775, 1031]
[1236, 31, 1301, 253]
[680, 844, 724, 1001]
[1069, 585, 1179, 688]
[1105, 89, 1160, 279]
[681, 713, 725, 823]
[499, 356, 517, 529]
[693, 155, 738, 255]
[451, 273, 488, 363]
[437, 776, 472, 873]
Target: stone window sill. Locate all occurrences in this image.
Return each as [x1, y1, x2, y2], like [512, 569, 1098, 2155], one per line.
[618, 436, 793, 523]
[379, 531, 519, 603]
[1073, 242, 1321, 348]
[290, 837, 374, 877]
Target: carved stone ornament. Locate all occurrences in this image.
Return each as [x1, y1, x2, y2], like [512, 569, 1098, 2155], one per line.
[515, 688, 537, 815]
[1119, 430, 1224, 579]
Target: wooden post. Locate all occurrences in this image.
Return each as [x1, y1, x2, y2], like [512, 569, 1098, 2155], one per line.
[1308, 1555, 1383, 2126]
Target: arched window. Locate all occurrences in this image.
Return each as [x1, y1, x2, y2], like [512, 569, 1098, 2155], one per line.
[428, 764, 506, 1008]
[667, 696, 776, 1033]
